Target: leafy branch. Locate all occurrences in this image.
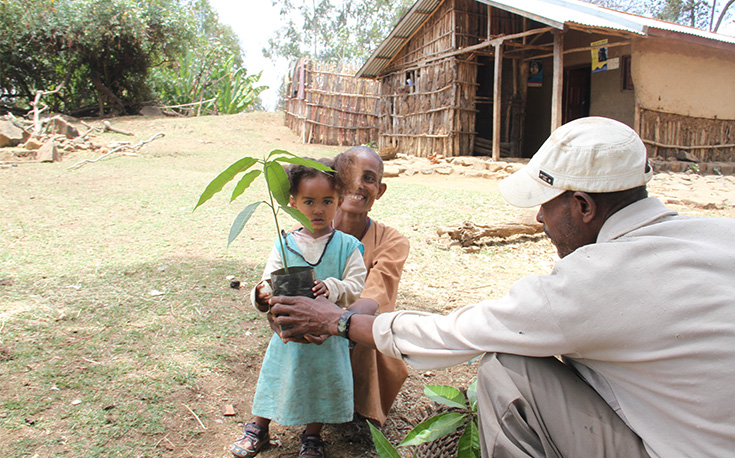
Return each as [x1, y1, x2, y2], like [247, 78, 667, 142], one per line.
[369, 381, 480, 458]
[194, 149, 332, 271]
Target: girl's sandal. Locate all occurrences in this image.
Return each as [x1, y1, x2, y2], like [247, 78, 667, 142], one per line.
[299, 433, 325, 458]
[231, 422, 270, 458]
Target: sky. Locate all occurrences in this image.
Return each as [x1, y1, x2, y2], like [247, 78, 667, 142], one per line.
[208, 0, 288, 111]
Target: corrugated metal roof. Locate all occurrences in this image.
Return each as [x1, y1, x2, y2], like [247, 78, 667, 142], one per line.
[357, 0, 443, 79]
[485, 0, 735, 43]
[357, 0, 735, 79]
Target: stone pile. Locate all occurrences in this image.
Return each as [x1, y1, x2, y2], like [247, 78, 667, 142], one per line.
[381, 152, 735, 179]
[382, 153, 526, 179]
[1, 114, 105, 164]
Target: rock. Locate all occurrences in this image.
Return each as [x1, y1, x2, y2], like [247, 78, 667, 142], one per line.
[435, 166, 454, 175]
[713, 162, 734, 175]
[675, 150, 700, 163]
[36, 140, 59, 162]
[0, 120, 26, 147]
[139, 106, 163, 117]
[504, 163, 524, 173]
[48, 117, 79, 138]
[383, 165, 401, 177]
[452, 156, 486, 168]
[421, 168, 434, 175]
[486, 161, 508, 172]
[23, 138, 43, 150]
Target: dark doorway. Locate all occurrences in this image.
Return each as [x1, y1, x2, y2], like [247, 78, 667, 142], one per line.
[563, 66, 590, 123]
[474, 56, 494, 155]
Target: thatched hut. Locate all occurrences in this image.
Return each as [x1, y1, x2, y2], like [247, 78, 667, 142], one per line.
[357, 0, 735, 161]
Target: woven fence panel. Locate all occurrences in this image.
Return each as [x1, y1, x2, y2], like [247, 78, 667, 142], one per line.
[284, 58, 379, 146]
[639, 106, 735, 162]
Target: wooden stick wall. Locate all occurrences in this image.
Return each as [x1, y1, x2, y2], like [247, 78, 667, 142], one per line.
[284, 58, 380, 146]
[638, 106, 735, 162]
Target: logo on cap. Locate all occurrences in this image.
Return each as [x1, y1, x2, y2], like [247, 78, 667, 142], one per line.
[539, 170, 554, 186]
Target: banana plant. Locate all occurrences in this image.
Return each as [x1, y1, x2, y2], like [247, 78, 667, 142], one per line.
[193, 149, 332, 272]
[369, 380, 481, 458]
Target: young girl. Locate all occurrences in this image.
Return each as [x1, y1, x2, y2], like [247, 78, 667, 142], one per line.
[231, 158, 366, 458]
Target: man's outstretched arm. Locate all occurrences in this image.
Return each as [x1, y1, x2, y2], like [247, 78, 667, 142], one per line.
[270, 295, 377, 349]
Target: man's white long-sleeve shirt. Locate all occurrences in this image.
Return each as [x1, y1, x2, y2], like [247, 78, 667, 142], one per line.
[374, 198, 735, 458]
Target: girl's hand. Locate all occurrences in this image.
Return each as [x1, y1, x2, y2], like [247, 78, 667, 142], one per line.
[255, 280, 273, 310]
[312, 280, 328, 298]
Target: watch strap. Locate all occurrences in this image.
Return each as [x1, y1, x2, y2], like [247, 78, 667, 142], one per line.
[337, 310, 356, 339]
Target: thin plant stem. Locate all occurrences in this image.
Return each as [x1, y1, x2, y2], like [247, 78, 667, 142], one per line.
[264, 160, 289, 273]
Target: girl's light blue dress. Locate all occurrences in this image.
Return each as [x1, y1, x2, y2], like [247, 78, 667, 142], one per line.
[252, 230, 363, 425]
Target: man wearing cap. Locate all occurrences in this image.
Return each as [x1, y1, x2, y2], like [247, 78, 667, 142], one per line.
[269, 117, 735, 457]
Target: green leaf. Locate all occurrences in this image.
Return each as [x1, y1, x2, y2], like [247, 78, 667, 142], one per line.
[266, 148, 292, 160]
[193, 157, 257, 210]
[280, 205, 313, 232]
[367, 421, 401, 458]
[264, 161, 290, 207]
[227, 201, 262, 246]
[425, 384, 467, 409]
[230, 169, 262, 202]
[456, 419, 481, 458]
[467, 379, 478, 412]
[399, 412, 466, 447]
[276, 156, 334, 172]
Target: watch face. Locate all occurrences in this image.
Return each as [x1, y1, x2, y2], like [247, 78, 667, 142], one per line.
[338, 311, 353, 335]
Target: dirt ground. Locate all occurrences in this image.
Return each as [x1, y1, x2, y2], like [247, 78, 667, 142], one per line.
[3, 112, 735, 458]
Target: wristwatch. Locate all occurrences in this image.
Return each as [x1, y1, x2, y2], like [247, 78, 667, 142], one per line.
[337, 310, 356, 339]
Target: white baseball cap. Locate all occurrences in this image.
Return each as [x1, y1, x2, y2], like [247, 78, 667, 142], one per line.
[499, 117, 653, 208]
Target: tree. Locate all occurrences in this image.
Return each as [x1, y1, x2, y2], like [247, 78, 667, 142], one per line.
[711, 0, 735, 31]
[0, 0, 263, 116]
[586, 0, 735, 33]
[147, 0, 267, 115]
[263, 0, 415, 64]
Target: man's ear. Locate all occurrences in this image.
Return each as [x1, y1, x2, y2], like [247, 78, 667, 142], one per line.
[376, 182, 387, 200]
[572, 192, 597, 224]
[289, 195, 296, 207]
[337, 196, 344, 207]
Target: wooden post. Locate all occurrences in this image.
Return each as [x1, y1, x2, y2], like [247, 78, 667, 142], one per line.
[551, 30, 563, 132]
[452, 0, 456, 49]
[493, 42, 503, 161]
[487, 4, 492, 39]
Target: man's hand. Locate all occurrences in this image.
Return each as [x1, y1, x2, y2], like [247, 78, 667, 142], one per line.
[303, 334, 329, 344]
[270, 295, 342, 341]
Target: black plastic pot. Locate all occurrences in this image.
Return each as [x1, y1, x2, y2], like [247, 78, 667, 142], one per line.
[270, 266, 314, 297]
[270, 266, 315, 330]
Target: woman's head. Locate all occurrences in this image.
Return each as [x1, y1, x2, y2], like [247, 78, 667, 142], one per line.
[333, 146, 386, 216]
[287, 158, 346, 237]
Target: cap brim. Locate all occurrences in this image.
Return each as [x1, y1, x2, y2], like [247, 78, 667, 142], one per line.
[498, 168, 565, 208]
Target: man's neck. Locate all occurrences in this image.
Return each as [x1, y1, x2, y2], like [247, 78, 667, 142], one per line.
[334, 210, 370, 240]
